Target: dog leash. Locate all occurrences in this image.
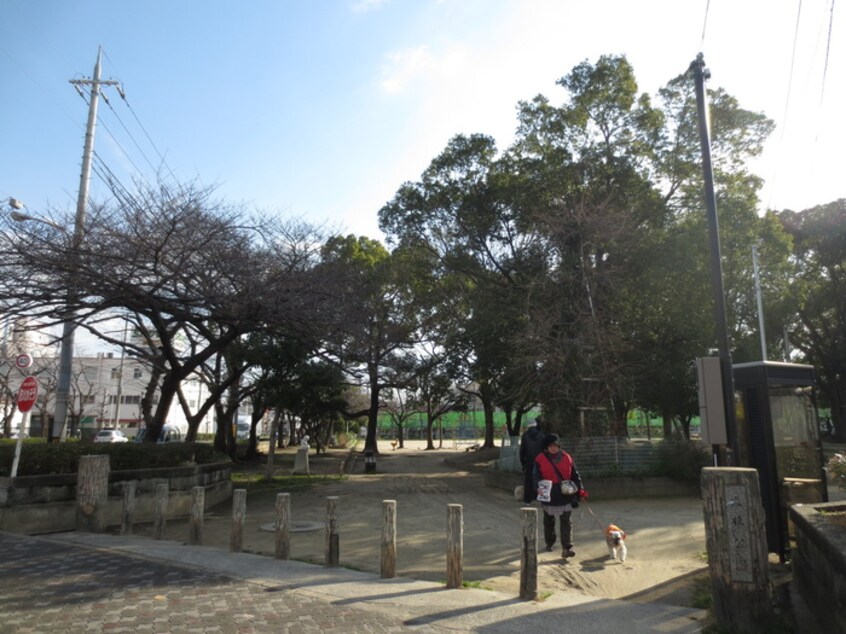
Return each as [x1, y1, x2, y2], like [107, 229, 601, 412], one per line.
[582, 500, 606, 532]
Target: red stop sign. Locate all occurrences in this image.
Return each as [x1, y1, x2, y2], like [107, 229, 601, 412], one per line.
[17, 376, 38, 413]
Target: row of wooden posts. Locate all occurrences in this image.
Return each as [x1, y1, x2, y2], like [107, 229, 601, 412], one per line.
[82, 456, 775, 628]
[120, 482, 543, 601]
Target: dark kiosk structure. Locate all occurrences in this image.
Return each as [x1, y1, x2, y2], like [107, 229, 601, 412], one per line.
[732, 361, 828, 559]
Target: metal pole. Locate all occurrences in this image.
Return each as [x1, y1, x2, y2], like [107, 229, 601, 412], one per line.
[752, 245, 767, 360]
[112, 322, 129, 425]
[690, 53, 740, 465]
[53, 48, 119, 441]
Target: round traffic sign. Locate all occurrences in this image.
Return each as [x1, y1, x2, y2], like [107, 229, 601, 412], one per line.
[17, 376, 38, 413]
[15, 354, 33, 369]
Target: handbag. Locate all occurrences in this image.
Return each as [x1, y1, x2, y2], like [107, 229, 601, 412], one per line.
[545, 454, 578, 496]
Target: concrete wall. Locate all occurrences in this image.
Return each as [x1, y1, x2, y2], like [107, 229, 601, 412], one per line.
[484, 468, 699, 499]
[789, 501, 846, 633]
[0, 462, 233, 534]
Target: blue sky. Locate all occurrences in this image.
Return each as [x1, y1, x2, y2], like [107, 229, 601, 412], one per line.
[2, 0, 843, 244]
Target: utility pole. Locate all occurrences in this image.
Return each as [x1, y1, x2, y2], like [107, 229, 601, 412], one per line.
[752, 244, 767, 360]
[51, 48, 120, 441]
[691, 53, 740, 466]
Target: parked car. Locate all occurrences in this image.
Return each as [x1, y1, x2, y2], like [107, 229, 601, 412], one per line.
[134, 424, 183, 443]
[93, 428, 128, 443]
[236, 420, 251, 440]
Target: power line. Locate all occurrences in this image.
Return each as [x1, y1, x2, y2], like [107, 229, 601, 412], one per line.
[120, 96, 180, 184]
[100, 47, 179, 184]
[699, 0, 711, 52]
[766, 0, 805, 211]
[101, 93, 162, 177]
[820, 0, 836, 105]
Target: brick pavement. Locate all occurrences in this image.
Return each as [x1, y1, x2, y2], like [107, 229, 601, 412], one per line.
[0, 530, 709, 634]
[0, 532, 406, 634]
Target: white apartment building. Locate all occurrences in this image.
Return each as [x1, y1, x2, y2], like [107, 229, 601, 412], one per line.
[71, 353, 216, 438]
[1, 319, 216, 438]
[3, 352, 216, 439]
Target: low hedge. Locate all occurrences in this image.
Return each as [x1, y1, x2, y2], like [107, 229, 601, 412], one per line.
[0, 441, 229, 477]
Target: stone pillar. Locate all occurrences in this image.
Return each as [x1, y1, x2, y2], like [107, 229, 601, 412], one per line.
[120, 481, 136, 535]
[701, 467, 772, 632]
[76, 455, 110, 532]
[153, 482, 169, 540]
[293, 446, 310, 475]
[188, 486, 204, 545]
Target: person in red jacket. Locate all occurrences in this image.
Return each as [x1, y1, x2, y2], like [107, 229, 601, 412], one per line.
[532, 433, 583, 558]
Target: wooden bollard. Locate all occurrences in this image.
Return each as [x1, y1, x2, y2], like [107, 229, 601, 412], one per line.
[325, 496, 339, 567]
[231, 489, 247, 553]
[381, 500, 397, 578]
[520, 507, 538, 600]
[153, 482, 169, 540]
[188, 486, 205, 545]
[76, 454, 110, 532]
[701, 467, 772, 632]
[446, 503, 463, 589]
[275, 492, 291, 560]
[120, 481, 136, 536]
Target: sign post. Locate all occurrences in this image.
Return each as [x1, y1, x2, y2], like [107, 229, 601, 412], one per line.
[11, 376, 39, 479]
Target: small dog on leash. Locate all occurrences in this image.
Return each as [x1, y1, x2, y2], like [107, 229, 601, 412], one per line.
[605, 524, 627, 562]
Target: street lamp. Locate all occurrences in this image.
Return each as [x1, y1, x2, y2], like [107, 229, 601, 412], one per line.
[6, 199, 76, 442]
[9, 210, 63, 231]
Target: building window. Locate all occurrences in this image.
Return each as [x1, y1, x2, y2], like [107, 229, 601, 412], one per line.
[111, 368, 120, 380]
[133, 368, 142, 379]
[84, 395, 96, 404]
[120, 395, 141, 405]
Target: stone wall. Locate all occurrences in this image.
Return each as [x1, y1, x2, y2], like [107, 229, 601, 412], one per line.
[789, 501, 846, 633]
[0, 462, 233, 534]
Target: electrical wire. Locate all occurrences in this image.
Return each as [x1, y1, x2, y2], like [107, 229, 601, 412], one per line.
[72, 87, 151, 198]
[101, 47, 179, 184]
[820, 0, 836, 104]
[699, 0, 711, 52]
[120, 97, 180, 184]
[781, 0, 803, 142]
[765, 0, 805, 211]
[101, 95, 162, 177]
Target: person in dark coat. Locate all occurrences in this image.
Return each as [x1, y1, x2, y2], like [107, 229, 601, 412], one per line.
[519, 417, 545, 503]
[532, 433, 583, 558]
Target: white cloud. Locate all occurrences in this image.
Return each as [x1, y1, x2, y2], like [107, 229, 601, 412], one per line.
[351, 0, 389, 14]
[379, 45, 434, 94]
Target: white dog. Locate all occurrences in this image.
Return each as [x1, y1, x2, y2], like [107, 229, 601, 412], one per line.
[605, 524, 627, 562]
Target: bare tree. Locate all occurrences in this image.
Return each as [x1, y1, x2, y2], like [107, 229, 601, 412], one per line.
[0, 181, 339, 442]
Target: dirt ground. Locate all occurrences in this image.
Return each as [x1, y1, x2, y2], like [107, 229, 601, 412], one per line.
[149, 440, 715, 608]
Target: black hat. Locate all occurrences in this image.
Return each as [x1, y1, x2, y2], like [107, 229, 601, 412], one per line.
[542, 433, 560, 450]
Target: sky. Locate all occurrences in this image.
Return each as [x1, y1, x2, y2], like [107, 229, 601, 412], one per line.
[1, 0, 843, 244]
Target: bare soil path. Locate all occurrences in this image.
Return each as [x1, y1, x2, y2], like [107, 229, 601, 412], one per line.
[148, 440, 713, 609]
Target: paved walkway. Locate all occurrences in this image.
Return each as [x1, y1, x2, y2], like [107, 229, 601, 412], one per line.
[0, 530, 705, 633]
